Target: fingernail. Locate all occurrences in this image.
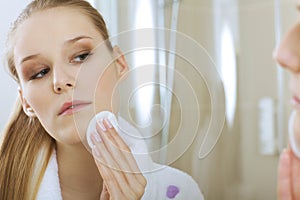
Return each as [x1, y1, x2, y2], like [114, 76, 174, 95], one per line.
[97, 119, 107, 132]
[92, 132, 102, 143]
[92, 145, 101, 157]
[104, 118, 113, 129]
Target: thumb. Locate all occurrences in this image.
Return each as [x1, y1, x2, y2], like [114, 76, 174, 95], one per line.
[278, 149, 292, 200]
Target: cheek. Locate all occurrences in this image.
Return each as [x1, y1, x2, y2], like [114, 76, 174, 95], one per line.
[23, 83, 53, 122]
[94, 66, 118, 111]
[289, 74, 300, 90]
[25, 85, 45, 107]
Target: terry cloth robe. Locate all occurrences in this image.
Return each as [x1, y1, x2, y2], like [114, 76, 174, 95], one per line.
[36, 116, 204, 200]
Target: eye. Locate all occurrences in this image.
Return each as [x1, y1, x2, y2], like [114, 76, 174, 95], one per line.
[72, 52, 92, 63]
[30, 68, 50, 80]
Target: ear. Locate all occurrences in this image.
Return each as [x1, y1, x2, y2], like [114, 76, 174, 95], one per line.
[113, 46, 129, 78]
[18, 88, 36, 117]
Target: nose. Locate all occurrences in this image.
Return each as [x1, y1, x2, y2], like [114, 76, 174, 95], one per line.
[53, 65, 75, 93]
[274, 23, 300, 73]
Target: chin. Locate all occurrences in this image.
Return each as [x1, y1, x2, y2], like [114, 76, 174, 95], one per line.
[50, 126, 84, 145]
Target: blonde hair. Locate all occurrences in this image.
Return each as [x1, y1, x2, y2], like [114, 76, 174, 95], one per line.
[0, 0, 111, 199]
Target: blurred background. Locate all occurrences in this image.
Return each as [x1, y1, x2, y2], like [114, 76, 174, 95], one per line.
[0, 0, 297, 199]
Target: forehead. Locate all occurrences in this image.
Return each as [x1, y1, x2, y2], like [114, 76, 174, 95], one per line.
[13, 7, 102, 60]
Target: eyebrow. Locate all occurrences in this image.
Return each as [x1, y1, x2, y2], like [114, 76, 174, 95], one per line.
[19, 54, 41, 65]
[64, 35, 93, 45]
[19, 36, 93, 65]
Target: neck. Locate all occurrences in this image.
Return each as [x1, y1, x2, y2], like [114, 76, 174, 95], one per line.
[56, 142, 102, 200]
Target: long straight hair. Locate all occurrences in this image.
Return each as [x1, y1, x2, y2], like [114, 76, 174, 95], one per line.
[0, 0, 111, 199]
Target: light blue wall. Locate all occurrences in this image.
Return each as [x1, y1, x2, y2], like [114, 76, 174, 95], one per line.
[0, 1, 32, 132]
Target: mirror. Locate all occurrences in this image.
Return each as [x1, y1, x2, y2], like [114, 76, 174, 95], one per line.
[0, 0, 297, 199]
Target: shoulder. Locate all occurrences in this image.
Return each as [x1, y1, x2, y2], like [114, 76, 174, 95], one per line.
[144, 163, 205, 200]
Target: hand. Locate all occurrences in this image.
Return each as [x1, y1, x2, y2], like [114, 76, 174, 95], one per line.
[278, 148, 300, 200]
[90, 118, 147, 200]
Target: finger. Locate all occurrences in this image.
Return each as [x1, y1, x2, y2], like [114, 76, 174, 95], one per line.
[96, 119, 141, 174]
[95, 123, 131, 172]
[101, 118, 140, 171]
[99, 183, 110, 200]
[95, 159, 123, 200]
[278, 149, 292, 200]
[102, 118, 131, 152]
[93, 123, 146, 198]
[291, 151, 300, 199]
[101, 118, 147, 185]
[92, 133, 137, 197]
[92, 135, 140, 199]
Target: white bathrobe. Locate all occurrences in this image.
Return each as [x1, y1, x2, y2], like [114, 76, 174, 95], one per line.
[36, 116, 204, 200]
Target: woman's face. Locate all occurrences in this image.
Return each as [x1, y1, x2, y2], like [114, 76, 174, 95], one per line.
[275, 3, 300, 142]
[14, 7, 127, 144]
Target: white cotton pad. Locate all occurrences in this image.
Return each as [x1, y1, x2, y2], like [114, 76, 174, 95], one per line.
[86, 112, 155, 173]
[86, 111, 119, 149]
[288, 111, 300, 159]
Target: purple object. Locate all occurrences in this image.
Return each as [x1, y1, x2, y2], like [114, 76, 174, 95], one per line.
[166, 185, 180, 199]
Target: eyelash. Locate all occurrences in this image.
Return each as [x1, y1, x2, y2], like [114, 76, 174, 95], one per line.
[28, 52, 92, 81]
[72, 52, 92, 64]
[29, 68, 50, 80]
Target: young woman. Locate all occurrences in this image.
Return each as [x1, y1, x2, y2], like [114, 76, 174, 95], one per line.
[275, 2, 300, 199]
[0, 0, 204, 199]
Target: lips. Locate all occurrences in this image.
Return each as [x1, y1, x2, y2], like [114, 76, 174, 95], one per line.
[58, 100, 92, 116]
